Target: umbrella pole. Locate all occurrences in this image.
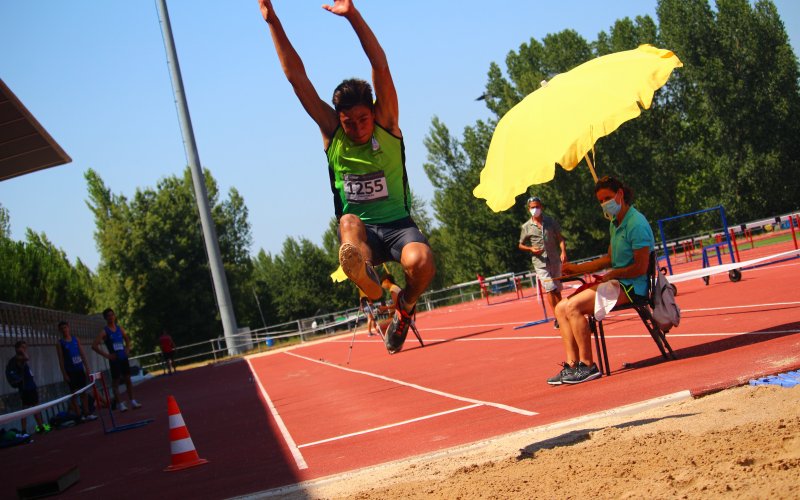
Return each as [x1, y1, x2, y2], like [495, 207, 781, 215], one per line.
[584, 153, 599, 183]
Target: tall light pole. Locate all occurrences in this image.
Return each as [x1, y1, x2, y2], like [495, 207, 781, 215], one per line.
[156, 0, 240, 354]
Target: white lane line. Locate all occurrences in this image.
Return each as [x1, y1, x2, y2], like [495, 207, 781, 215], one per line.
[285, 351, 537, 417]
[399, 301, 800, 332]
[245, 357, 308, 470]
[666, 329, 800, 337]
[421, 322, 530, 330]
[332, 328, 800, 345]
[680, 301, 800, 313]
[297, 404, 481, 449]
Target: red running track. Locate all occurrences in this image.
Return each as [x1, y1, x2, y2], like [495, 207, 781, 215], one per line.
[2, 244, 797, 498]
[246, 246, 800, 487]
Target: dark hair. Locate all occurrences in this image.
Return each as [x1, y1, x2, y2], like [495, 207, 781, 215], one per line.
[526, 196, 542, 205]
[594, 175, 634, 205]
[58, 321, 68, 329]
[14, 340, 26, 350]
[332, 78, 374, 113]
[382, 273, 396, 285]
[102, 308, 114, 320]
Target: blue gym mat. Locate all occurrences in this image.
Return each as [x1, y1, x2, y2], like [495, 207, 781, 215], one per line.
[749, 370, 800, 388]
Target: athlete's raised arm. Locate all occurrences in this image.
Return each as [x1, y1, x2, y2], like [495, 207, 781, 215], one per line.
[258, 0, 339, 144]
[323, 0, 400, 136]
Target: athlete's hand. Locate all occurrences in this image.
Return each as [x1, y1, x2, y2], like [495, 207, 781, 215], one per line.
[258, 0, 275, 23]
[322, 0, 354, 17]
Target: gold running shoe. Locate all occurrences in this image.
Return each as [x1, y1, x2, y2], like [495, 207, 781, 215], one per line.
[339, 243, 383, 300]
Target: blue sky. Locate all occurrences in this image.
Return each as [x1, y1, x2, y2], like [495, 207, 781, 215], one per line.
[1, 1, 798, 271]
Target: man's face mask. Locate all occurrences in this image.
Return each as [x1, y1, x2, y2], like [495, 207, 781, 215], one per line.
[530, 207, 542, 217]
[601, 193, 622, 221]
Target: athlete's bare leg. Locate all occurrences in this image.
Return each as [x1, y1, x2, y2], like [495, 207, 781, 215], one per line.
[398, 242, 435, 311]
[338, 214, 383, 300]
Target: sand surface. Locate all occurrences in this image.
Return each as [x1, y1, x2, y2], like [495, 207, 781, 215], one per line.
[280, 384, 799, 499]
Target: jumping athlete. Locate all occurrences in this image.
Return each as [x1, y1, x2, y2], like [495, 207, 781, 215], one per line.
[257, 0, 435, 354]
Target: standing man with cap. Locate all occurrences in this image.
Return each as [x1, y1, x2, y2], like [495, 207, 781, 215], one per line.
[518, 196, 567, 328]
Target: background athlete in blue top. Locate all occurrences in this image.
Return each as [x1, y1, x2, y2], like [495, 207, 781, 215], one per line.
[56, 321, 97, 420]
[92, 308, 141, 412]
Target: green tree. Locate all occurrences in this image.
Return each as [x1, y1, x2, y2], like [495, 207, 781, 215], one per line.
[428, 0, 800, 276]
[423, 117, 531, 284]
[253, 236, 355, 323]
[0, 203, 10, 239]
[85, 167, 255, 353]
[657, 0, 800, 224]
[0, 228, 94, 313]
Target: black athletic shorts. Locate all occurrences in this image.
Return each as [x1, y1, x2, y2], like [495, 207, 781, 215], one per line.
[66, 370, 87, 392]
[162, 351, 175, 362]
[20, 389, 39, 406]
[339, 216, 430, 266]
[109, 358, 131, 380]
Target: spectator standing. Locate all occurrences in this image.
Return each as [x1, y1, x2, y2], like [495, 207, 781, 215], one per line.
[158, 329, 177, 375]
[55, 321, 97, 421]
[518, 196, 567, 328]
[5, 341, 51, 434]
[359, 291, 378, 337]
[92, 308, 141, 411]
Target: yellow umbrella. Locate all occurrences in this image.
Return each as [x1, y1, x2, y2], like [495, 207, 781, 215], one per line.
[330, 265, 348, 283]
[473, 44, 683, 212]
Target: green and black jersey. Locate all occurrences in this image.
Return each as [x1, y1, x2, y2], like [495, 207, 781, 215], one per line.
[326, 124, 411, 224]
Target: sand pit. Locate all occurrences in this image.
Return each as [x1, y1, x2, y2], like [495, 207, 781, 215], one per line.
[287, 384, 799, 499]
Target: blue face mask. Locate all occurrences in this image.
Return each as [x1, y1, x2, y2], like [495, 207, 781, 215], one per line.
[601, 196, 622, 221]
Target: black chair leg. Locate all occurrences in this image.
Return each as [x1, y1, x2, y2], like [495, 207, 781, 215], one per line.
[636, 307, 677, 360]
[597, 320, 611, 375]
[410, 321, 424, 347]
[589, 317, 611, 375]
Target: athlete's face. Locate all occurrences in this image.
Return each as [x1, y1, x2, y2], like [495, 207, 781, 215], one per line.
[338, 104, 375, 145]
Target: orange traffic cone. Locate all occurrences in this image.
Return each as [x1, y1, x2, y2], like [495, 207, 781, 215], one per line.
[165, 395, 209, 472]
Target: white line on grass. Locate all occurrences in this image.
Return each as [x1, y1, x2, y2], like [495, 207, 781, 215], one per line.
[245, 357, 308, 470]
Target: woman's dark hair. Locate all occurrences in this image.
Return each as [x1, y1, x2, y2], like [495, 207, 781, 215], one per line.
[594, 175, 634, 205]
[332, 78, 374, 112]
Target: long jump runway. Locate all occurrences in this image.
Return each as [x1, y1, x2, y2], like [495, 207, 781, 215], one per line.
[5, 248, 795, 499]
[246, 253, 800, 487]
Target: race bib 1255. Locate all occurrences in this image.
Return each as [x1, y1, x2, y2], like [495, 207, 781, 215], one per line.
[343, 171, 389, 204]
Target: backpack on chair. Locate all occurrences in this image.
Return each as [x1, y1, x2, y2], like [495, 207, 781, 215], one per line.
[652, 272, 680, 332]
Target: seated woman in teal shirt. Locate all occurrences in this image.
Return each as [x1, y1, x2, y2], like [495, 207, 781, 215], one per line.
[550, 176, 655, 385]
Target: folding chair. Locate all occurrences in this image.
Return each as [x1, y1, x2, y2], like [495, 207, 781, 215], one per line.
[578, 252, 676, 375]
[372, 299, 424, 348]
[347, 294, 424, 363]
